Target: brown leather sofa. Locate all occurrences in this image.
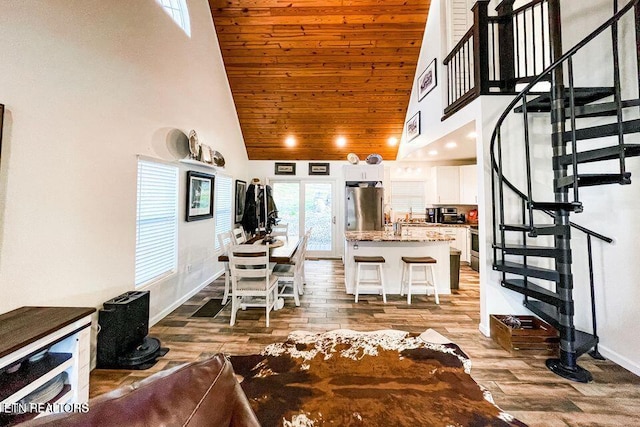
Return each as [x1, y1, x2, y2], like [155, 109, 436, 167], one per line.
[25, 354, 260, 427]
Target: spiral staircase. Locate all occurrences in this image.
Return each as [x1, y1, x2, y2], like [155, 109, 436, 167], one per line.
[490, 0, 640, 382]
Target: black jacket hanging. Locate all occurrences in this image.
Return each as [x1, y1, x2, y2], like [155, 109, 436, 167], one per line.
[241, 184, 258, 234]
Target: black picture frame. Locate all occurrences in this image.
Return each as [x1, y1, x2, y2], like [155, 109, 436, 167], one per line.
[186, 171, 214, 222]
[275, 162, 296, 175]
[406, 111, 421, 142]
[418, 58, 437, 101]
[308, 162, 330, 175]
[235, 179, 246, 223]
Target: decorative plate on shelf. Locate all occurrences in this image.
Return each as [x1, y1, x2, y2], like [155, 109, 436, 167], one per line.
[188, 130, 200, 159]
[366, 153, 383, 164]
[211, 150, 226, 167]
[347, 153, 360, 164]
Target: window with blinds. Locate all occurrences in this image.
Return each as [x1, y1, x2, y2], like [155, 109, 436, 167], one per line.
[214, 174, 233, 251]
[135, 159, 178, 288]
[390, 181, 426, 213]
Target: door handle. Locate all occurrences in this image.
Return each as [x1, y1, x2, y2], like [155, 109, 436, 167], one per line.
[333, 216, 336, 224]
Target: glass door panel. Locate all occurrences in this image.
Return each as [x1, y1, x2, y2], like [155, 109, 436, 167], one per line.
[271, 182, 300, 243]
[303, 182, 333, 255]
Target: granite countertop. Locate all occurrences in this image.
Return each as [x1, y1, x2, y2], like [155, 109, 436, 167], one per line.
[344, 230, 453, 242]
[395, 222, 475, 228]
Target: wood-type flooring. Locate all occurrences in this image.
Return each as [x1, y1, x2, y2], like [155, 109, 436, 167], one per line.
[90, 261, 640, 426]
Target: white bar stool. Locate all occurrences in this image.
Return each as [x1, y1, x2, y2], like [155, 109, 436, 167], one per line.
[354, 256, 387, 303]
[401, 256, 439, 305]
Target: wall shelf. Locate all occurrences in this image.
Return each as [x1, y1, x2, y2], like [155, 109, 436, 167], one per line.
[179, 158, 220, 170]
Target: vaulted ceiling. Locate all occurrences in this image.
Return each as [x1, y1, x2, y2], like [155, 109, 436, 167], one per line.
[208, 0, 430, 161]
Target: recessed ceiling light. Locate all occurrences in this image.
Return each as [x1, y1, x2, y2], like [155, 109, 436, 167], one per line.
[388, 137, 398, 146]
[428, 150, 438, 156]
[467, 132, 477, 138]
[336, 136, 347, 147]
[445, 142, 457, 149]
[285, 136, 296, 147]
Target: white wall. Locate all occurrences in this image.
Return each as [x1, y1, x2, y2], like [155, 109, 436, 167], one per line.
[0, 1, 249, 326]
[404, 0, 640, 375]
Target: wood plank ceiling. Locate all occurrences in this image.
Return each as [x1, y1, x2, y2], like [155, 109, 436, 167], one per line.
[208, 0, 430, 161]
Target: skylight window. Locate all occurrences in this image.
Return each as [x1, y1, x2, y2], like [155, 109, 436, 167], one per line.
[157, 0, 191, 37]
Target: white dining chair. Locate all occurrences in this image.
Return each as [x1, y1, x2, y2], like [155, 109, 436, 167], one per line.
[231, 227, 247, 244]
[270, 222, 289, 242]
[227, 244, 279, 327]
[273, 228, 311, 301]
[217, 230, 234, 304]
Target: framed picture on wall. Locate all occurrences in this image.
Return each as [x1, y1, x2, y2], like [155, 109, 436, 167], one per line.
[235, 179, 246, 223]
[186, 171, 214, 222]
[406, 111, 421, 142]
[308, 162, 330, 175]
[275, 162, 296, 175]
[418, 58, 437, 101]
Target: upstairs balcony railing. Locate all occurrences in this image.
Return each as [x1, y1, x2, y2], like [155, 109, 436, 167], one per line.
[443, 0, 552, 118]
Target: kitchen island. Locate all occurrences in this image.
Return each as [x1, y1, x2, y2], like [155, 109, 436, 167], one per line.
[343, 230, 453, 296]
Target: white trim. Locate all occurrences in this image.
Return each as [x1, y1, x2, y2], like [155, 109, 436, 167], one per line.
[598, 344, 640, 377]
[478, 321, 490, 337]
[149, 269, 224, 326]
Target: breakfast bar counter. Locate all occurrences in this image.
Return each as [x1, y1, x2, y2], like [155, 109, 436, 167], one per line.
[343, 230, 453, 296]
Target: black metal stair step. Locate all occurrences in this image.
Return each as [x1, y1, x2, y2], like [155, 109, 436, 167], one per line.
[555, 173, 631, 189]
[565, 98, 640, 118]
[574, 330, 598, 357]
[524, 301, 597, 357]
[493, 260, 560, 282]
[494, 244, 563, 258]
[514, 87, 614, 113]
[563, 119, 640, 142]
[555, 144, 640, 165]
[529, 201, 583, 213]
[501, 279, 565, 307]
[501, 223, 570, 236]
[525, 300, 560, 330]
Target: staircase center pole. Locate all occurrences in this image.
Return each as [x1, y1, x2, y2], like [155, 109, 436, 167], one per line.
[546, 0, 593, 383]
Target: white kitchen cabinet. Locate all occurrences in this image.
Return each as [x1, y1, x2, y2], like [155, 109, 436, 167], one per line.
[0, 307, 95, 423]
[432, 166, 460, 204]
[344, 164, 384, 181]
[456, 228, 469, 263]
[459, 164, 478, 205]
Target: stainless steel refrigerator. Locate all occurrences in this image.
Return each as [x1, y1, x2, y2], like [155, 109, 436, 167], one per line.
[345, 186, 384, 231]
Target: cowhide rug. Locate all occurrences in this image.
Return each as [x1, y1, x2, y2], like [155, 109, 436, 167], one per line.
[230, 329, 526, 427]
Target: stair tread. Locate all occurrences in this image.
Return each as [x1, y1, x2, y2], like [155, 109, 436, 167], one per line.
[556, 144, 640, 165]
[502, 279, 565, 306]
[567, 98, 640, 118]
[530, 201, 583, 212]
[514, 87, 615, 113]
[496, 244, 561, 257]
[556, 173, 632, 188]
[563, 119, 640, 142]
[501, 224, 569, 235]
[494, 260, 560, 281]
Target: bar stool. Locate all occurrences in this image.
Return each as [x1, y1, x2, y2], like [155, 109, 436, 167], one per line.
[354, 256, 386, 303]
[401, 256, 439, 305]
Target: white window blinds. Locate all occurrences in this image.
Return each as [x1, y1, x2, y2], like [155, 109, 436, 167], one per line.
[215, 174, 233, 250]
[135, 159, 178, 287]
[390, 181, 426, 213]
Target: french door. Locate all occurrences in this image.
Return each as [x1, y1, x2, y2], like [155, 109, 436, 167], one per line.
[271, 180, 336, 257]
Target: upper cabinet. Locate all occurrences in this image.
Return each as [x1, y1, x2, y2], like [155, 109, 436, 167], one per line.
[426, 164, 478, 205]
[459, 164, 478, 205]
[344, 164, 384, 182]
[432, 166, 460, 204]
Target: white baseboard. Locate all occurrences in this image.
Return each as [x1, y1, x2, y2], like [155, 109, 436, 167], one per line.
[149, 271, 223, 326]
[596, 344, 640, 376]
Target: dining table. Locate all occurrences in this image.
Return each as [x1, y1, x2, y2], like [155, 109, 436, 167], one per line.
[218, 235, 302, 264]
